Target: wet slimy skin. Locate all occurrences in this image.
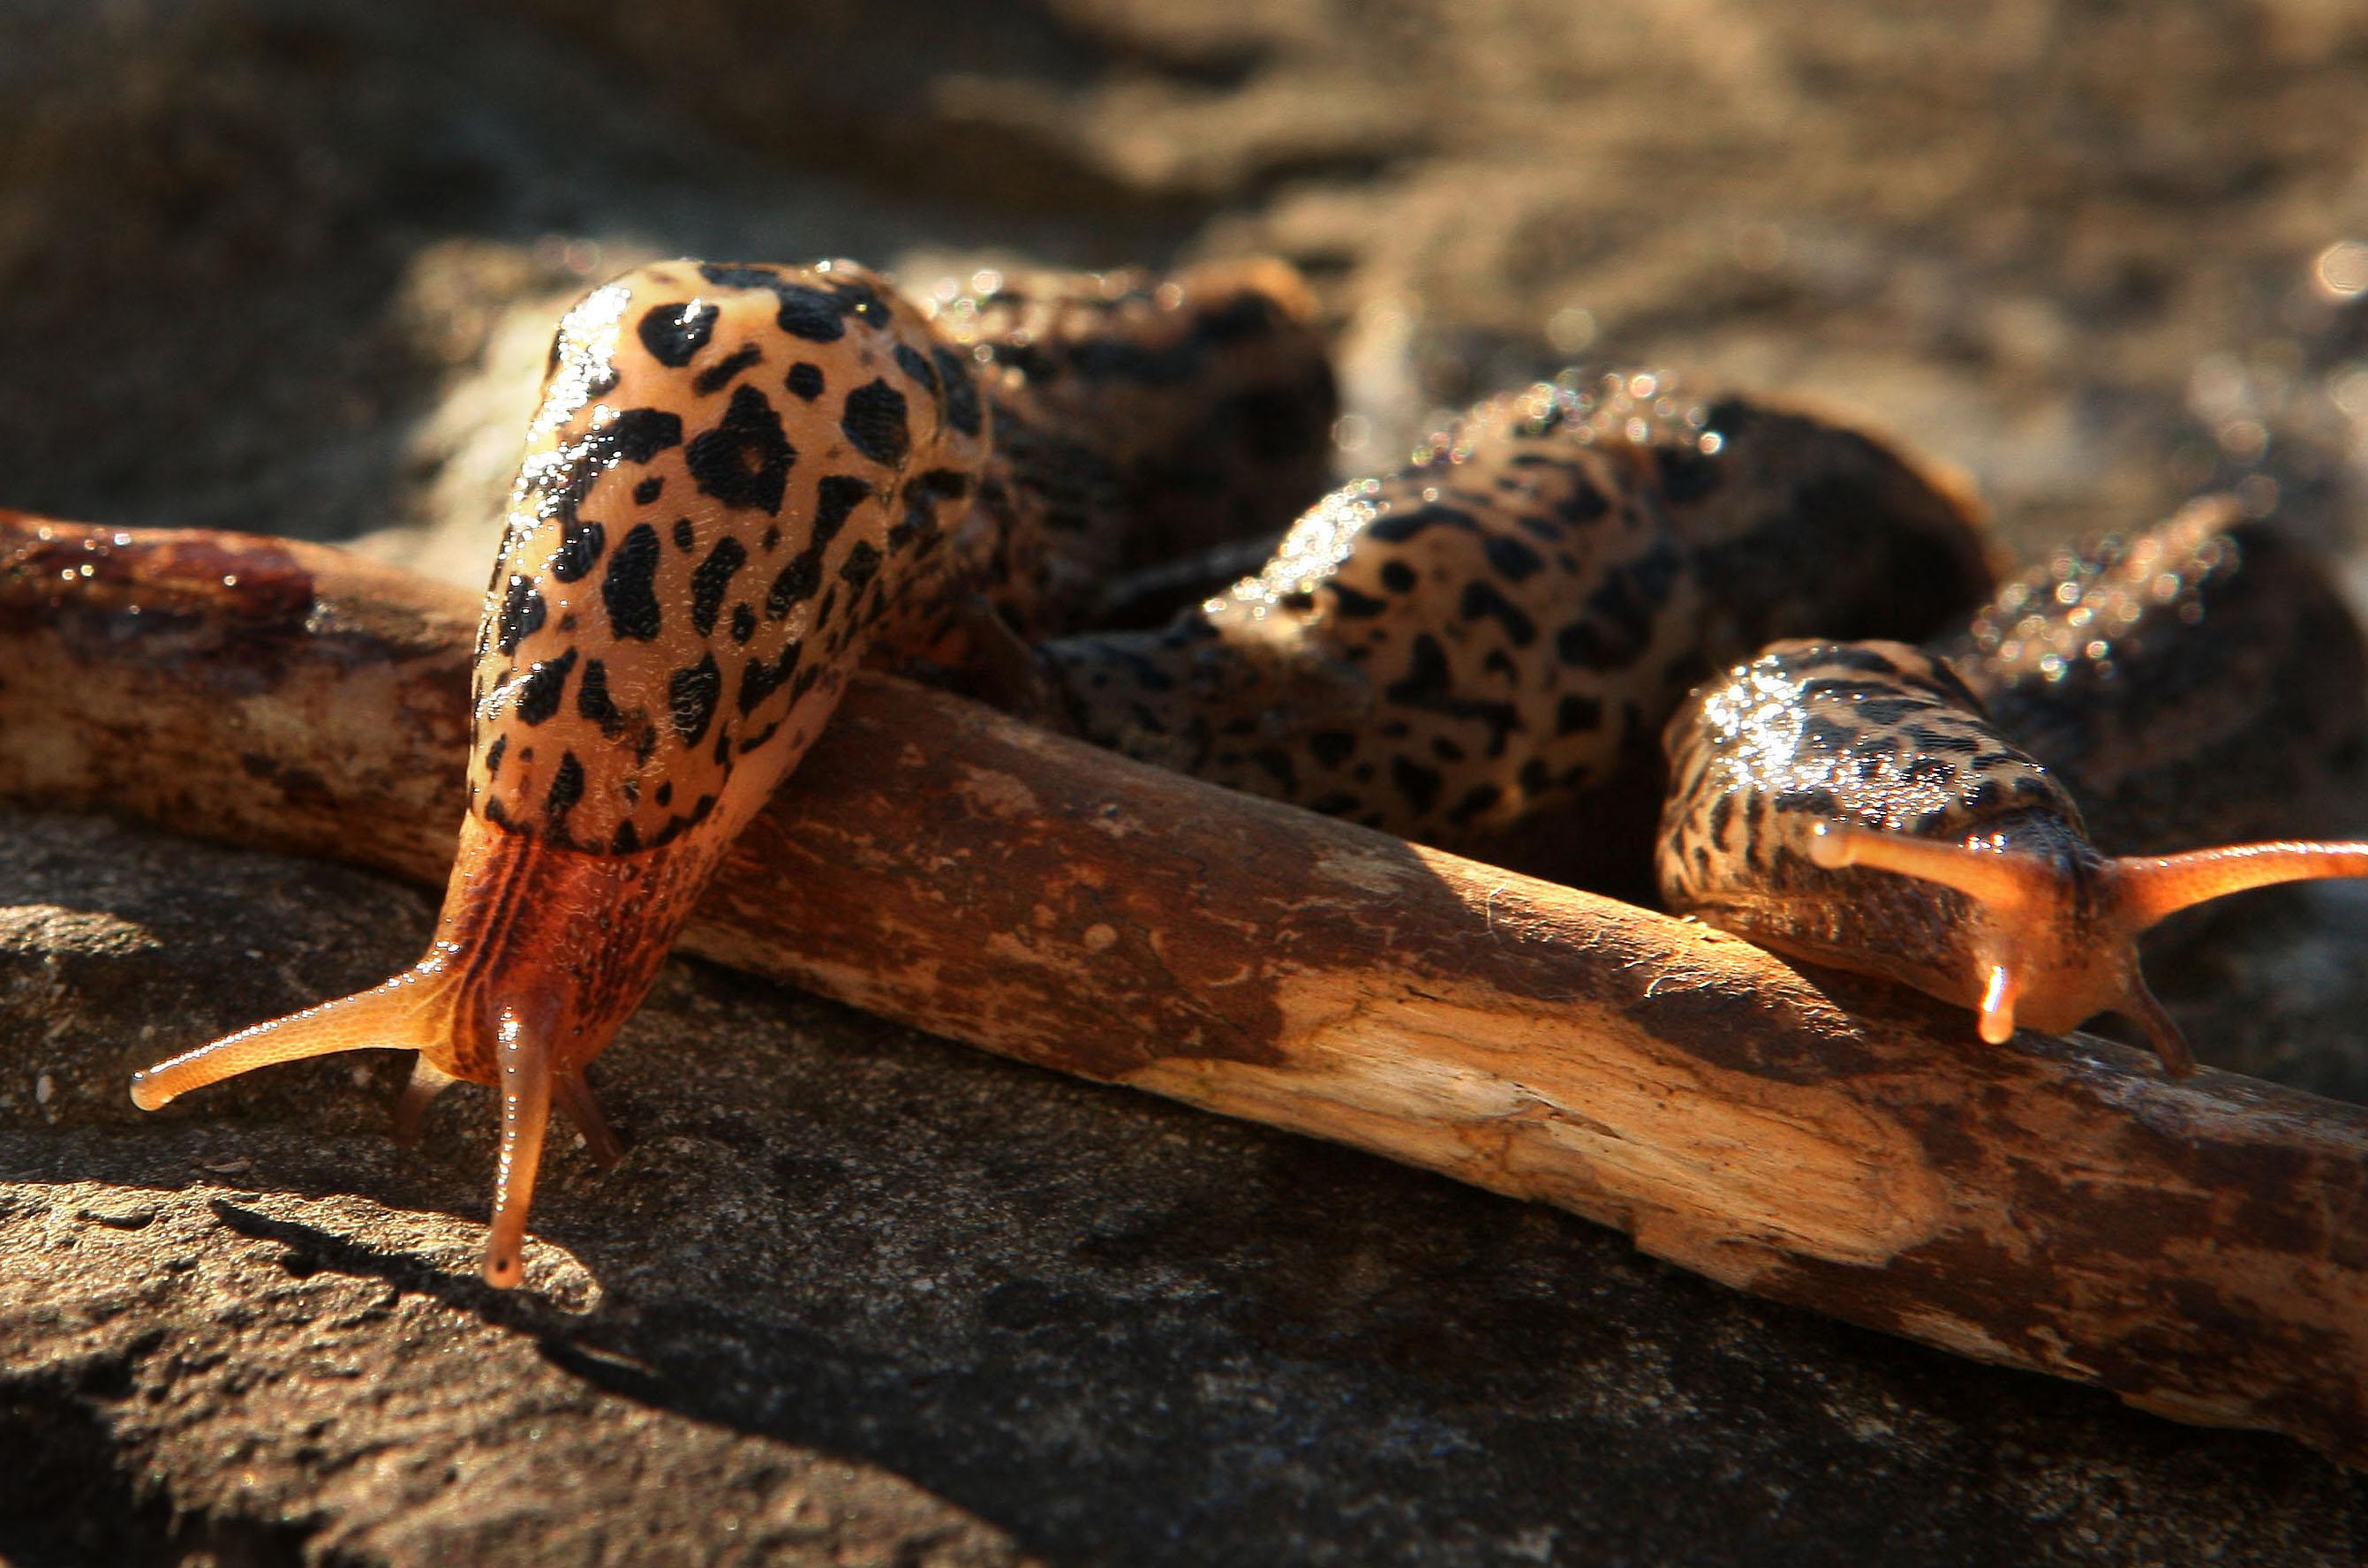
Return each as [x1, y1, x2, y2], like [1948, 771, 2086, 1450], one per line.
[1657, 505, 2368, 1073]
[1036, 373, 1995, 891]
[1942, 499, 2368, 852]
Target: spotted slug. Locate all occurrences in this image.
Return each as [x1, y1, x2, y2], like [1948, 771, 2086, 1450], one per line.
[1656, 501, 2368, 1073]
[127, 255, 1334, 1288]
[1033, 372, 1996, 893]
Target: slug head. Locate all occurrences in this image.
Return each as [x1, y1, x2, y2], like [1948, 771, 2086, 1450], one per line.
[1812, 821, 2368, 1075]
[132, 812, 722, 1285]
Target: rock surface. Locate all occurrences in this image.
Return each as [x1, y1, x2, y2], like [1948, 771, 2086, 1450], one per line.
[7, 808, 2368, 1565]
[5, 0, 2368, 1561]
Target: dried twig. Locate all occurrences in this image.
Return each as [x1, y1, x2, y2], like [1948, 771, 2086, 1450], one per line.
[4, 510, 2364, 1465]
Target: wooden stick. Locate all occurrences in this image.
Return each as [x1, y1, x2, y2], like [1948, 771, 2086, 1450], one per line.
[4, 510, 2365, 1466]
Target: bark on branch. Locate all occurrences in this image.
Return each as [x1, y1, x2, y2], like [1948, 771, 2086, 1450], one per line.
[4, 510, 2364, 1466]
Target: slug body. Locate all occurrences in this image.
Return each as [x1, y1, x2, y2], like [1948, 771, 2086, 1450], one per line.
[132, 260, 992, 1285]
[1942, 498, 2368, 851]
[1036, 373, 1993, 890]
[938, 258, 1338, 639]
[1658, 503, 2368, 1071]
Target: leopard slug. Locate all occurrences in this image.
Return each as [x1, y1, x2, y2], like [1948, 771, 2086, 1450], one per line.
[124, 255, 1334, 1288]
[1033, 372, 1996, 893]
[1656, 501, 2368, 1073]
[124, 260, 999, 1285]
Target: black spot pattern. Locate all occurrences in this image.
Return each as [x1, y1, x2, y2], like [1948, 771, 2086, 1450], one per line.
[693, 343, 764, 396]
[770, 285, 849, 341]
[1391, 756, 1444, 816]
[637, 302, 717, 367]
[766, 476, 871, 618]
[607, 409, 685, 464]
[1384, 634, 1522, 757]
[1556, 480, 1608, 524]
[786, 362, 824, 400]
[577, 657, 627, 736]
[601, 522, 664, 640]
[1448, 785, 1502, 825]
[737, 642, 803, 714]
[839, 539, 883, 592]
[765, 553, 821, 619]
[1368, 503, 1478, 546]
[497, 574, 547, 655]
[1458, 581, 1536, 645]
[690, 539, 750, 637]
[514, 648, 577, 726]
[547, 750, 585, 823]
[687, 384, 796, 515]
[697, 264, 854, 342]
[894, 342, 938, 393]
[672, 518, 696, 551]
[1482, 535, 1544, 581]
[841, 379, 911, 468]
[633, 476, 664, 506]
[888, 468, 971, 554]
[1310, 731, 1357, 767]
[549, 521, 605, 583]
[1556, 536, 1681, 668]
[932, 347, 982, 437]
[1253, 748, 1297, 789]
[669, 652, 722, 745]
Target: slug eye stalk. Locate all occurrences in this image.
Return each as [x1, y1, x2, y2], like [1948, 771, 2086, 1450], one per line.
[1810, 825, 2368, 1076]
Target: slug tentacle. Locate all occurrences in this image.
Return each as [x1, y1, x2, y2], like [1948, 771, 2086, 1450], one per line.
[1975, 961, 2022, 1049]
[487, 1001, 554, 1291]
[131, 966, 467, 1113]
[392, 1057, 461, 1145]
[2110, 841, 2368, 928]
[1812, 825, 2368, 1072]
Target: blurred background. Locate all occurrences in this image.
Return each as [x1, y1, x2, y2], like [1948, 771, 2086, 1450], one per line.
[7, 0, 2368, 575]
[7, 0, 2368, 1093]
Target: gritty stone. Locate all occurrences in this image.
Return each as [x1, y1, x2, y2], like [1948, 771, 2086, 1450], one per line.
[3, 807, 2364, 1564]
